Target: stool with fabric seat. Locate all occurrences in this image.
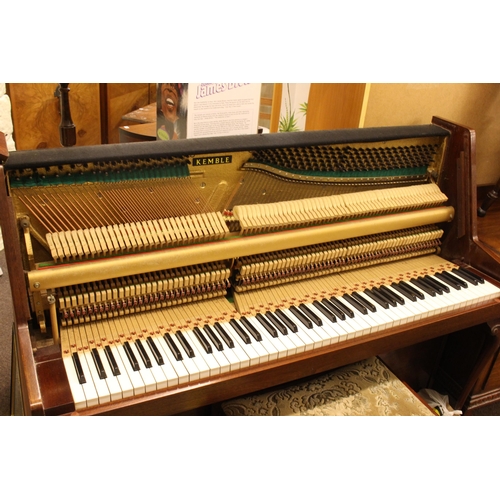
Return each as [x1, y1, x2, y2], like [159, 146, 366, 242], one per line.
[220, 357, 435, 416]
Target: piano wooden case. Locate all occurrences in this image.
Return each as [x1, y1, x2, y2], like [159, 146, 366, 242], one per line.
[2, 116, 500, 415]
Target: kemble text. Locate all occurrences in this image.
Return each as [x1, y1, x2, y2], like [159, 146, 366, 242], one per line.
[193, 155, 233, 166]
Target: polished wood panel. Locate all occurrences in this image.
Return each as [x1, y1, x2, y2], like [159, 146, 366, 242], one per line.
[477, 191, 500, 256]
[105, 84, 155, 143]
[0, 131, 8, 161]
[306, 84, 367, 131]
[7, 83, 156, 148]
[7, 83, 101, 149]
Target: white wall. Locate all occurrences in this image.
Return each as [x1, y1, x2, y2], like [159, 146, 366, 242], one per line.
[0, 83, 16, 253]
[0, 84, 15, 152]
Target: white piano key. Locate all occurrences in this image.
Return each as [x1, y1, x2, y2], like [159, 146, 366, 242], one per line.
[113, 315, 159, 392]
[405, 279, 462, 317]
[126, 340, 157, 392]
[204, 323, 244, 371]
[308, 303, 344, 344]
[81, 323, 123, 403]
[104, 319, 146, 396]
[82, 349, 111, 405]
[134, 337, 170, 391]
[182, 330, 214, 379]
[348, 293, 397, 332]
[212, 322, 252, 369]
[200, 326, 241, 373]
[124, 315, 170, 391]
[235, 319, 271, 363]
[293, 305, 334, 347]
[91, 321, 134, 399]
[262, 311, 300, 355]
[204, 337, 233, 374]
[223, 321, 266, 366]
[62, 354, 88, 410]
[245, 316, 283, 361]
[190, 327, 232, 375]
[328, 297, 373, 338]
[154, 334, 191, 386]
[144, 336, 181, 388]
[73, 350, 100, 407]
[95, 347, 128, 402]
[276, 308, 323, 350]
[169, 332, 202, 382]
[272, 309, 311, 351]
[114, 342, 147, 396]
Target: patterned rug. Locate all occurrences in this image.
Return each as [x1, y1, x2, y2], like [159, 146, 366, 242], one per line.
[221, 357, 435, 416]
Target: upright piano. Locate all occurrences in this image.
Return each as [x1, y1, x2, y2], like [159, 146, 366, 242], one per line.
[2, 116, 500, 416]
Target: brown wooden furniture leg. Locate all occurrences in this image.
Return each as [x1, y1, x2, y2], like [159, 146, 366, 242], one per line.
[478, 177, 500, 217]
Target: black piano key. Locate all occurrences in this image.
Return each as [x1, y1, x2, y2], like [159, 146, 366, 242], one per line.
[298, 303, 323, 326]
[373, 287, 398, 306]
[104, 345, 121, 376]
[164, 334, 183, 361]
[229, 319, 251, 344]
[135, 338, 152, 368]
[312, 300, 337, 323]
[391, 282, 417, 302]
[342, 294, 368, 315]
[91, 348, 107, 379]
[241, 316, 263, 341]
[289, 305, 313, 329]
[434, 271, 464, 290]
[419, 276, 443, 295]
[379, 285, 405, 305]
[398, 280, 425, 300]
[329, 296, 355, 318]
[352, 292, 377, 312]
[123, 341, 140, 371]
[213, 322, 235, 348]
[265, 311, 289, 335]
[72, 352, 86, 384]
[193, 326, 213, 354]
[452, 267, 482, 285]
[275, 309, 298, 333]
[410, 277, 436, 297]
[255, 313, 278, 338]
[175, 330, 195, 358]
[424, 275, 450, 293]
[443, 270, 468, 288]
[203, 324, 224, 351]
[146, 337, 164, 365]
[321, 298, 346, 320]
[461, 268, 484, 284]
[363, 288, 389, 309]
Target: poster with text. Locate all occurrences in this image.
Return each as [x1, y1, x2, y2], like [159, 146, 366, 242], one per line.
[186, 83, 262, 138]
[156, 83, 188, 141]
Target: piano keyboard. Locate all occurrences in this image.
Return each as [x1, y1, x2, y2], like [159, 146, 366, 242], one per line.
[61, 262, 500, 410]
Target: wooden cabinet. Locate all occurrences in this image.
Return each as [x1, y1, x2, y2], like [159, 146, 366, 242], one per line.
[7, 83, 155, 150]
[269, 83, 368, 133]
[103, 84, 156, 144]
